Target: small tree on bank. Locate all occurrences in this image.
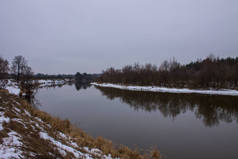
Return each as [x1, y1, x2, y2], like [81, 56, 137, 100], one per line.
[11, 55, 39, 98]
[19, 65, 39, 99]
[11, 55, 28, 81]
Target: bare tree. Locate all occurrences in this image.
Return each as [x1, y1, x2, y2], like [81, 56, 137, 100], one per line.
[0, 57, 9, 88]
[11, 55, 28, 81]
[19, 65, 37, 97]
[159, 60, 169, 71]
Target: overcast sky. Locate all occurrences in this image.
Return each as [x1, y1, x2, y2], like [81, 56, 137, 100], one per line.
[0, 0, 238, 74]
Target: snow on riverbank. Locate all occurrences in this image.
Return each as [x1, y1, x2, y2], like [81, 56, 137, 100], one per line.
[0, 131, 23, 158]
[91, 83, 238, 96]
[39, 132, 117, 159]
[38, 79, 66, 85]
[5, 86, 20, 95]
[4, 79, 67, 95]
[0, 112, 23, 158]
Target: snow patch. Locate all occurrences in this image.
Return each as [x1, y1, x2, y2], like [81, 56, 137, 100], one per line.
[39, 132, 84, 158]
[58, 132, 79, 148]
[15, 102, 20, 106]
[40, 131, 119, 159]
[24, 110, 31, 117]
[12, 119, 28, 129]
[92, 83, 238, 96]
[0, 112, 10, 131]
[59, 132, 67, 139]
[47, 124, 52, 128]
[14, 107, 21, 113]
[35, 117, 43, 123]
[5, 86, 20, 95]
[38, 80, 66, 87]
[32, 121, 44, 131]
[0, 131, 23, 159]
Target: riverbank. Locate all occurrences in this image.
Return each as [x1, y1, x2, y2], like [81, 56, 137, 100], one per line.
[91, 83, 238, 96]
[0, 89, 161, 159]
[3, 79, 72, 97]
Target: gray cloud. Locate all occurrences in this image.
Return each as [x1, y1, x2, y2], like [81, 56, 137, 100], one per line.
[0, 0, 238, 74]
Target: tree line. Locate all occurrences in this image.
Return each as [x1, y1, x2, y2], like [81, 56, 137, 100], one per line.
[97, 55, 238, 89]
[34, 73, 74, 80]
[0, 55, 99, 89]
[75, 72, 100, 84]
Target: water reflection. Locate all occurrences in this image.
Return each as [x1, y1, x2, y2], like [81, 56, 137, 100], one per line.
[20, 87, 40, 108]
[75, 82, 91, 91]
[95, 86, 238, 127]
[27, 82, 91, 107]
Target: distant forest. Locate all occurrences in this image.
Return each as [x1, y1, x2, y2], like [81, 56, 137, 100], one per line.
[97, 55, 238, 89]
[0, 55, 99, 89]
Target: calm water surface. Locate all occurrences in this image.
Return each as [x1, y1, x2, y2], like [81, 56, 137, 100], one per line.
[36, 84, 238, 159]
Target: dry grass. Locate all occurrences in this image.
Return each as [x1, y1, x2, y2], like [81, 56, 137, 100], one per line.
[0, 89, 162, 159]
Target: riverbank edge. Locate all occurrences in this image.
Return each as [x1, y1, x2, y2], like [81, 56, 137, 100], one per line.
[91, 83, 238, 96]
[0, 89, 161, 159]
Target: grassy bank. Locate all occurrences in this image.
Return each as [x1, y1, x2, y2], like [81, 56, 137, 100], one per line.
[0, 89, 161, 159]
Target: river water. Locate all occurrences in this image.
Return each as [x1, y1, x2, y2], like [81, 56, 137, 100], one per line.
[36, 84, 238, 159]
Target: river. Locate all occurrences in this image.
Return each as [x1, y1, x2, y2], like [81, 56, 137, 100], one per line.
[35, 84, 238, 159]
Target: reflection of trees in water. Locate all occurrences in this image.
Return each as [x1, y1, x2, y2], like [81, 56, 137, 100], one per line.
[74, 82, 91, 91]
[22, 90, 41, 108]
[20, 85, 40, 108]
[27, 82, 91, 108]
[22, 81, 66, 108]
[95, 86, 238, 127]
